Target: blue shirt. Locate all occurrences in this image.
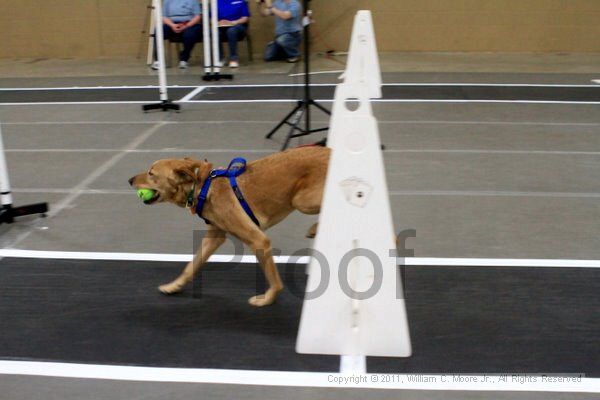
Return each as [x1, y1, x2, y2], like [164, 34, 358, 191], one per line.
[217, 0, 250, 21]
[274, 0, 302, 36]
[163, 0, 201, 22]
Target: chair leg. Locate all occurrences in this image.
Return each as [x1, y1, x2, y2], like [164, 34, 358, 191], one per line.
[246, 34, 253, 62]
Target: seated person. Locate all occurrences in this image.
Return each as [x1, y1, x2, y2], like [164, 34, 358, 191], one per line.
[259, 0, 302, 63]
[152, 0, 202, 69]
[217, 0, 250, 68]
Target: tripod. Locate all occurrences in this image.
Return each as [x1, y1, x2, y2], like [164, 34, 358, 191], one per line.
[265, 0, 330, 150]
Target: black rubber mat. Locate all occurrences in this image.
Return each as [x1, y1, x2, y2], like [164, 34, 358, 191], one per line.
[0, 257, 598, 375]
[1, 85, 598, 104]
[0, 88, 191, 103]
[195, 85, 600, 102]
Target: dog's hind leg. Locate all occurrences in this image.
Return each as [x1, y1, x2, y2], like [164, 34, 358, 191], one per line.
[159, 226, 226, 294]
[292, 182, 323, 239]
[247, 232, 284, 307]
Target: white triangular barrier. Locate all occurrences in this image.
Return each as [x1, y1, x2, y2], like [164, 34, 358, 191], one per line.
[338, 11, 382, 98]
[296, 11, 411, 361]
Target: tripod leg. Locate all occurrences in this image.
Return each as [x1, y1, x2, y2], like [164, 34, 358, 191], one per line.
[282, 105, 306, 150]
[266, 101, 302, 139]
[311, 100, 331, 115]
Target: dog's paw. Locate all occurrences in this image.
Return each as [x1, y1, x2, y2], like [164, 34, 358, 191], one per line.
[305, 223, 318, 239]
[248, 294, 275, 307]
[158, 281, 184, 295]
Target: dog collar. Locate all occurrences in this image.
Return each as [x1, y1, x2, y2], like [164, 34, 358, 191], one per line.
[185, 168, 200, 208]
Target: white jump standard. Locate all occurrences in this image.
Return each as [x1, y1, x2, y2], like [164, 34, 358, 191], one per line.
[142, 0, 181, 112]
[202, 0, 233, 81]
[0, 122, 48, 224]
[296, 11, 411, 373]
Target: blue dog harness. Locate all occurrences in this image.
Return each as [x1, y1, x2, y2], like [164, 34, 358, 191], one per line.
[195, 158, 260, 227]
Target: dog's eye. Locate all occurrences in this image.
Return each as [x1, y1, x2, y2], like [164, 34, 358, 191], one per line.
[148, 171, 154, 176]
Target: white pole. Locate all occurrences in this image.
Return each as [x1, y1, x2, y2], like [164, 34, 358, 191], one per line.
[0, 123, 13, 207]
[153, 0, 169, 101]
[210, 0, 221, 73]
[202, 0, 211, 74]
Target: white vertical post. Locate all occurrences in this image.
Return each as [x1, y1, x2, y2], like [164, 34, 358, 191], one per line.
[210, 0, 221, 73]
[296, 11, 411, 371]
[153, 0, 169, 101]
[202, 0, 211, 73]
[0, 123, 13, 207]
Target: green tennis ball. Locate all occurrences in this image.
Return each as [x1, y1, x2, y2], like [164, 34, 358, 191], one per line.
[137, 188, 155, 202]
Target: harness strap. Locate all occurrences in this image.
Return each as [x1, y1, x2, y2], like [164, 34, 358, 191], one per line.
[195, 158, 260, 227]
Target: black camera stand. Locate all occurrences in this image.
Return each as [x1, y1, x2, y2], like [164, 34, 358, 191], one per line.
[265, 0, 330, 150]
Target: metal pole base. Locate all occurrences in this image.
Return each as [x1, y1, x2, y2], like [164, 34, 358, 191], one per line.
[202, 73, 234, 82]
[142, 100, 181, 112]
[0, 203, 48, 224]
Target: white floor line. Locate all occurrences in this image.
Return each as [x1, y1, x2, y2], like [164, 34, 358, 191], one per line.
[376, 120, 600, 127]
[382, 83, 600, 88]
[0, 101, 152, 106]
[0, 85, 197, 91]
[2, 249, 600, 268]
[1, 120, 281, 125]
[7, 149, 600, 156]
[2, 99, 599, 106]
[182, 99, 600, 105]
[45, 122, 166, 219]
[178, 86, 206, 102]
[389, 190, 600, 198]
[371, 99, 600, 105]
[289, 70, 345, 77]
[378, 149, 600, 156]
[2, 83, 599, 90]
[12, 188, 130, 194]
[0, 361, 597, 393]
[5, 149, 274, 154]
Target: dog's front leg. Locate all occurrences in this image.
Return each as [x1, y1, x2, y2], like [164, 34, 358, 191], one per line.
[159, 227, 226, 294]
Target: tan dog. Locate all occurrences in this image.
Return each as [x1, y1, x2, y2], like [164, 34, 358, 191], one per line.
[129, 146, 329, 307]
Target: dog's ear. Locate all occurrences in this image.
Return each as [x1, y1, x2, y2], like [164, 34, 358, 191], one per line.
[172, 166, 196, 183]
[172, 158, 207, 183]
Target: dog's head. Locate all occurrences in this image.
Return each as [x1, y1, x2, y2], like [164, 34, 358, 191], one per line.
[128, 157, 212, 208]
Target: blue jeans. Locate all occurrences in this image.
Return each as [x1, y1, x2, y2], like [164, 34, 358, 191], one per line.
[264, 31, 302, 61]
[156, 23, 202, 62]
[218, 24, 247, 61]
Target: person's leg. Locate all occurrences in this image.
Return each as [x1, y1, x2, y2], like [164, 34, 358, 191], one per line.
[276, 31, 302, 59]
[226, 24, 247, 61]
[218, 27, 227, 62]
[179, 23, 202, 62]
[264, 38, 286, 61]
[153, 24, 175, 62]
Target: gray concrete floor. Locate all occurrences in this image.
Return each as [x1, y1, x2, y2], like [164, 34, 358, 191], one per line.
[0, 53, 599, 399]
[2, 101, 600, 259]
[2, 375, 597, 400]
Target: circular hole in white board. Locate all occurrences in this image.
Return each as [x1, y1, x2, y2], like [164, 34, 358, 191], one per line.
[345, 98, 360, 112]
